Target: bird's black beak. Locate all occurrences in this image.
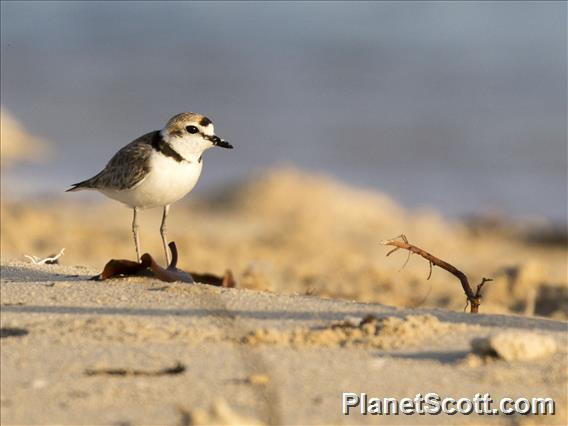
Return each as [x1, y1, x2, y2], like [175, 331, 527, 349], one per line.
[206, 134, 233, 149]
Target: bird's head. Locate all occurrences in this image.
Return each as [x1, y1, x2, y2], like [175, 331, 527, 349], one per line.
[161, 112, 232, 156]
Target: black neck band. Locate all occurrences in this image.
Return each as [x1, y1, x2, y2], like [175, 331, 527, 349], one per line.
[151, 132, 186, 163]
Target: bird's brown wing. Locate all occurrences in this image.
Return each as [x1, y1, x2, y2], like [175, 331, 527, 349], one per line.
[67, 131, 158, 192]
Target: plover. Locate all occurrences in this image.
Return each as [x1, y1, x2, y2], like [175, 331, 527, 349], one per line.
[67, 112, 232, 264]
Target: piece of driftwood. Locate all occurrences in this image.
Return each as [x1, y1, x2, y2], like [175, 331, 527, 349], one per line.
[381, 235, 491, 313]
[85, 362, 186, 377]
[92, 242, 235, 287]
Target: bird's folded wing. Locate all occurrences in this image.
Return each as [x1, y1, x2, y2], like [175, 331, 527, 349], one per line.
[69, 131, 158, 191]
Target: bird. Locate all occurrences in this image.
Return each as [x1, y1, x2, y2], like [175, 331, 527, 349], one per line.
[66, 112, 233, 265]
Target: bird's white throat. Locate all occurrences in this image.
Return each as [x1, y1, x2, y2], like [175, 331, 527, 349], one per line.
[161, 128, 214, 163]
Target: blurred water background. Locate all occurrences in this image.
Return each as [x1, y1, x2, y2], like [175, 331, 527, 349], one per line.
[1, 1, 566, 223]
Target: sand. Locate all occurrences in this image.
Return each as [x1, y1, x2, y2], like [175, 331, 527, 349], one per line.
[1, 168, 567, 424]
[1, 260, 567, 425]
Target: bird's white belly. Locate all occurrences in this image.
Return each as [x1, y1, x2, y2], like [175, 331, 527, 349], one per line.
[103, 154, 203, 208]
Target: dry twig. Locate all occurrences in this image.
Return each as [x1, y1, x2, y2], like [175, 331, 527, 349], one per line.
[85, 362, 185, 377]
[380, 235, 492, 313]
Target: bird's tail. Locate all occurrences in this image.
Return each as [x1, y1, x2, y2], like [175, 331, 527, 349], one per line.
[65, 178, 96, 192]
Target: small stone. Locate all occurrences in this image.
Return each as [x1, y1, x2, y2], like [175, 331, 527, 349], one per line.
[247, 373, 270, 385]
[187, 399, 264, 425]
[32, 379, 48, 389]
[471, 332, 557, 361]
[342, 316, 363, 327]
[369, 358, 386, 369]
[462, 353, 486, 367]
[52, 282, 72, 289]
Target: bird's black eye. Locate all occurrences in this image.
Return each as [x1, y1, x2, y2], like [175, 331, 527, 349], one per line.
[186, 125, 199, 134]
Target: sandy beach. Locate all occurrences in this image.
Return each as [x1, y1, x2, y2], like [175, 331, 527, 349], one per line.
[1, 169, 567, 425]
[1, 258, 567, 425]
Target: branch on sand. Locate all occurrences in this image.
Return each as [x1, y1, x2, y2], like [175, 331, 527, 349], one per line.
[380, 235, 492, 313]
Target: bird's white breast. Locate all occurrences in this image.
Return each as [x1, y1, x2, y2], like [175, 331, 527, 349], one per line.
[103, 152, 203, 208]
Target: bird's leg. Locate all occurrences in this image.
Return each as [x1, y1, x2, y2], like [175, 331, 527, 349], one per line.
[132, 207, 141, 263]
[160, 204, 171, 266]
